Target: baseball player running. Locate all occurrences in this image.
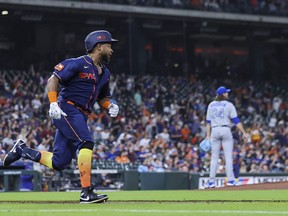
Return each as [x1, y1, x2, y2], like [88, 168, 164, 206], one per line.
[3, 30, 119, 203]
[205, 86, 248, 188]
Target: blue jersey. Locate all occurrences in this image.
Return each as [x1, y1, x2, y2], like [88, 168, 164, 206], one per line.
[53, 55, 111, 113]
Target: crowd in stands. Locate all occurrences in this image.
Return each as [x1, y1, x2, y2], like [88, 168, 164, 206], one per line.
[87, 0, 288, 16]
[0, 64, 287, 184]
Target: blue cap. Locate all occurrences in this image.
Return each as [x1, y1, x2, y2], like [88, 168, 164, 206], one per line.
[84, 30, 118, 52]
[216, 86, 231, 95]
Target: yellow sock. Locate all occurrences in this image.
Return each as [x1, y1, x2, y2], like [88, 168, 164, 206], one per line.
[78, 148, 92, 188]
[39, 151, 53, 169]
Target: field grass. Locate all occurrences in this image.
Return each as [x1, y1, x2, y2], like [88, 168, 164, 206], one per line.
[0, 190, 287, 216]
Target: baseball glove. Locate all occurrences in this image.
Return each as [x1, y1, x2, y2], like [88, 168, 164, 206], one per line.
[199, 139, 211, 152]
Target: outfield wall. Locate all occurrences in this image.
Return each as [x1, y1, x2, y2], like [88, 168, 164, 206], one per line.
[0, 170, 42, 191]
[1, 169, 287, 191]
[123, 171, 288, 190]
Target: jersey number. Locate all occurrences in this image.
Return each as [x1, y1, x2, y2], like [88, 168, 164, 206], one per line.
[211, 107, 224, 119]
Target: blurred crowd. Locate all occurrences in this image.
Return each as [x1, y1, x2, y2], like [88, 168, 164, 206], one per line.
[0, 65, 287, 180]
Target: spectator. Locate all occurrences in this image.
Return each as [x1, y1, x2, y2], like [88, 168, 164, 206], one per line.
[115, 151, 130, 164]
[2, 132, 14, 151]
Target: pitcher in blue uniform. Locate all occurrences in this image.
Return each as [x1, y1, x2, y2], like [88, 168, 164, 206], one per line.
[3, 30, 119, 203]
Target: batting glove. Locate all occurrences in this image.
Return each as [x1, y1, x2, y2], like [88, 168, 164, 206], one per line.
[108, 103, 119, 118]
[49, 102, 67, 119]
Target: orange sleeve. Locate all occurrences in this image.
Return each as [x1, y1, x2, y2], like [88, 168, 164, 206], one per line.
[48, 91, 58, 103]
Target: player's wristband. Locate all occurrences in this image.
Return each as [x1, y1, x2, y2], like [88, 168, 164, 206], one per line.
[102, 100, 111, 109]
[48, 91, 58, 103]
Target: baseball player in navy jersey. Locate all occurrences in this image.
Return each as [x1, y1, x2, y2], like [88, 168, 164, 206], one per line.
[3, 30, 119, 203]
[205, 86, 248, 188]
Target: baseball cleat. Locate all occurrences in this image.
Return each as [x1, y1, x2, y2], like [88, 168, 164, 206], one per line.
[206, 181, 216, 189]
[3, 139, 27, 166]
[80, 186, 108, 204]
[227, 180, 239, 186]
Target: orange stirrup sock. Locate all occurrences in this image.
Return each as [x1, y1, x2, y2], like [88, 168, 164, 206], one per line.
[78, 148, 92, 188]
[39, 151, 53, 169]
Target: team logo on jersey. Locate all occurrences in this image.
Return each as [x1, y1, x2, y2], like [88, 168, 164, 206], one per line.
[97, 35, 106, 40]
[79, 72, 96, 80]
[55, 63, 64, 71]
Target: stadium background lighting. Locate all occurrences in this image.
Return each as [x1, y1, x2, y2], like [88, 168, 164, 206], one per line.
[1, 10, 8, 15]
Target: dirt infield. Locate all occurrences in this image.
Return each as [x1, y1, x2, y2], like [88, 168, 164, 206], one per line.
[212, 181, 288, 190]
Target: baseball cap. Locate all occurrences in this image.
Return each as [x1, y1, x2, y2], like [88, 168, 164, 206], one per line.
[216, 86, 231, 95]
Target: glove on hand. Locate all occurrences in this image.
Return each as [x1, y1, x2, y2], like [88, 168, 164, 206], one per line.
[49, 102, 67, 119]
[108, 103, 119, 117]
[199, 139, 211, 152]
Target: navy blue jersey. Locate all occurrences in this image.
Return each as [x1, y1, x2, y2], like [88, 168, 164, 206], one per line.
[53, 55, 111, 113]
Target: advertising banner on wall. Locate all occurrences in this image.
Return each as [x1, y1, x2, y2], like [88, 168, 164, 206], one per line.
[198, 175, 288, 189]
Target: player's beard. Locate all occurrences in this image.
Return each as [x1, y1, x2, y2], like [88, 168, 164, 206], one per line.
[101, 53, 110, 65]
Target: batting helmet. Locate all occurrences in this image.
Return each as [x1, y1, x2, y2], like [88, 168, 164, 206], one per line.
[84, 30, 118, 52]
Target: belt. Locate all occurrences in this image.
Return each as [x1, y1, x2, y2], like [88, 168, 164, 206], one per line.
[67, 100, 90, 115]
[212, 125, 230, 128]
